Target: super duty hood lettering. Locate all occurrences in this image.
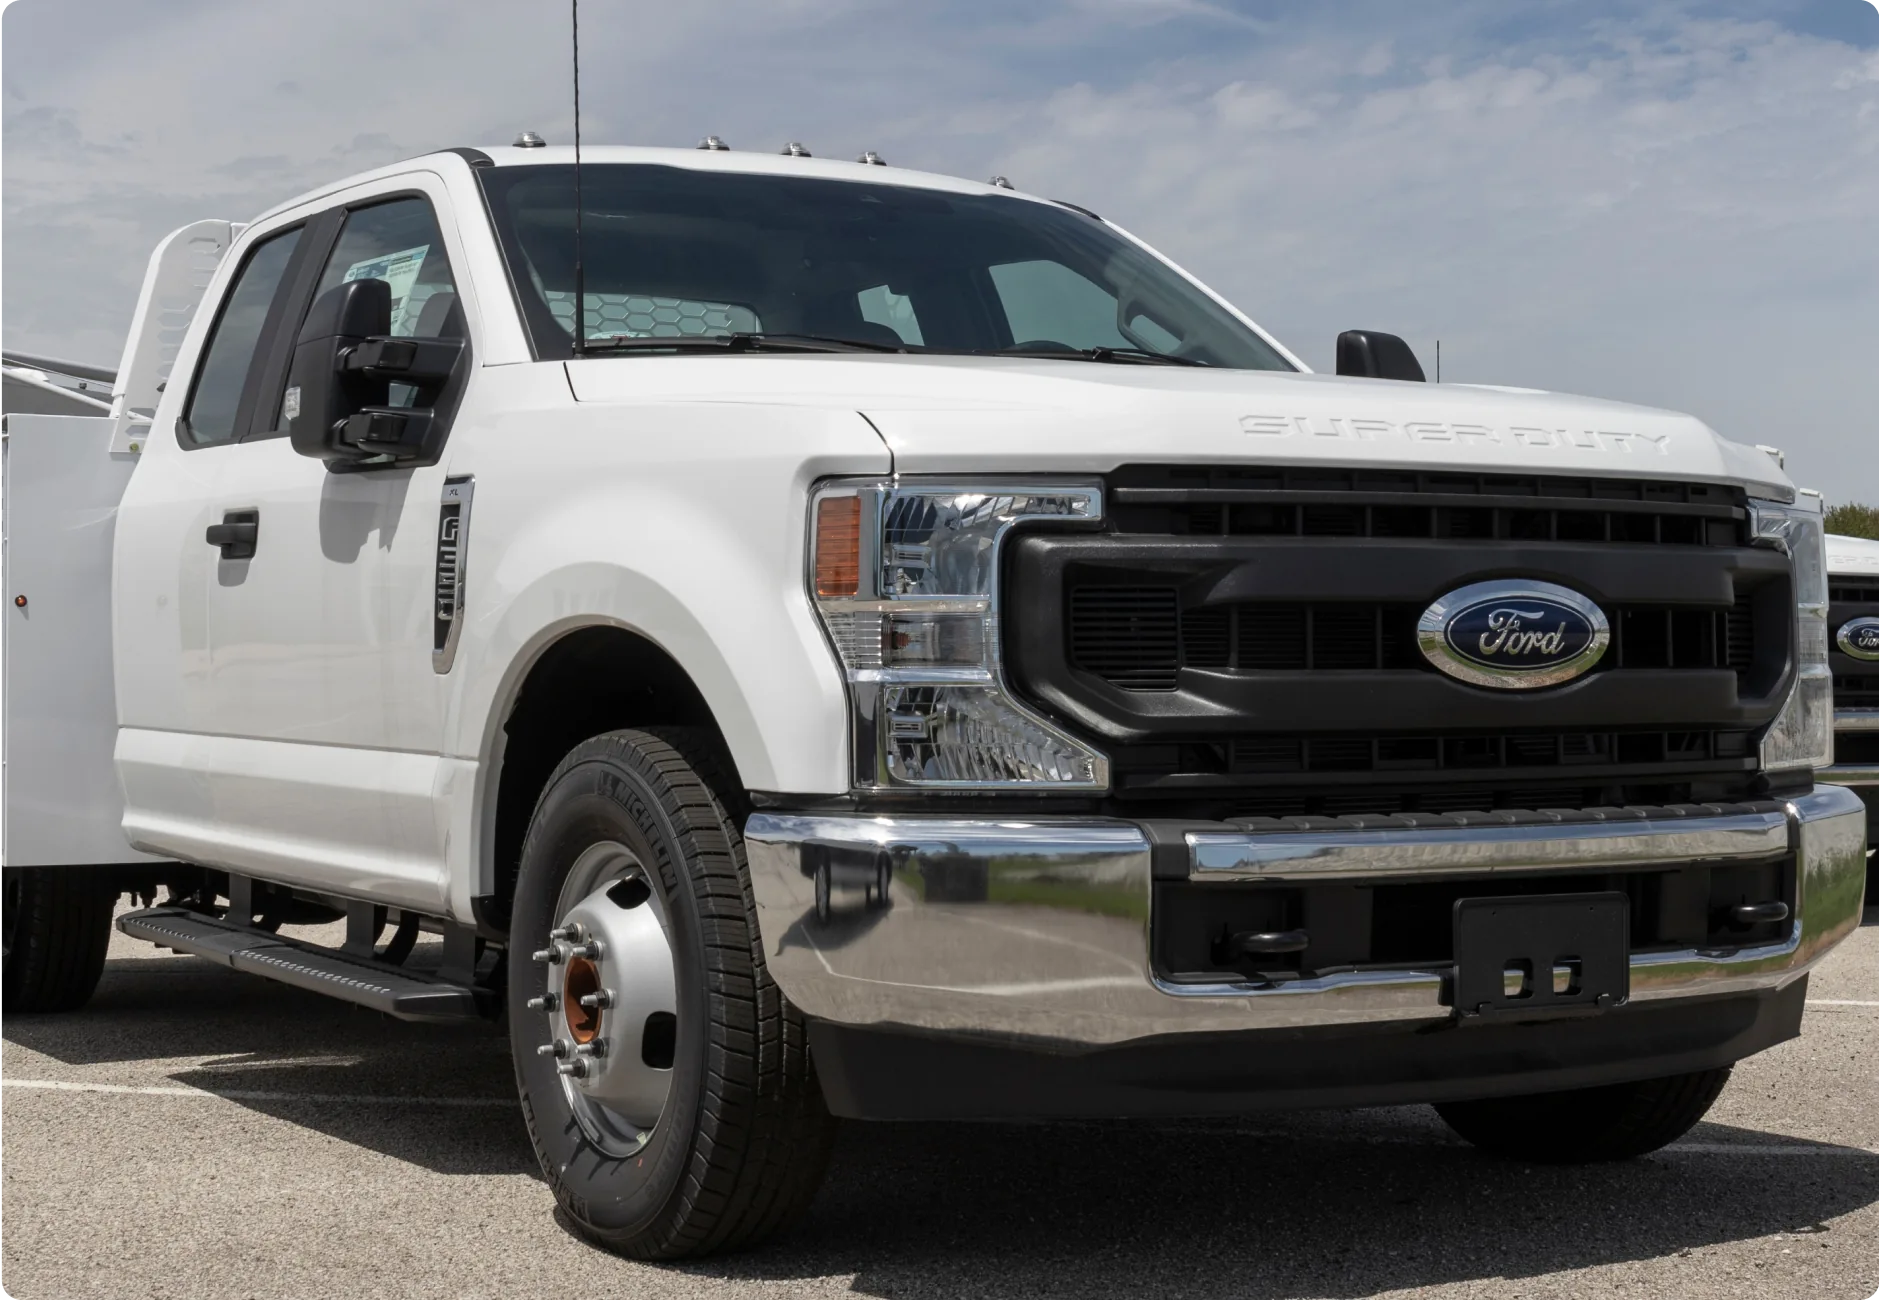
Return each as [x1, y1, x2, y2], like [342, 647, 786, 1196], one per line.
[1239, 413, 1672, 455]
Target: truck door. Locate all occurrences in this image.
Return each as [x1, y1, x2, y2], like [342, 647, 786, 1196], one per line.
[196, 181, 476, 913]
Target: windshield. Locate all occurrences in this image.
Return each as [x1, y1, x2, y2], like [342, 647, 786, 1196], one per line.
[479, 164, 1293, 370]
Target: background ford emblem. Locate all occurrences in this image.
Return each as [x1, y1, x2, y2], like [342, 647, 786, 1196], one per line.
[1417, 580, 1611, 689]
[1839, 616, 1879, 662]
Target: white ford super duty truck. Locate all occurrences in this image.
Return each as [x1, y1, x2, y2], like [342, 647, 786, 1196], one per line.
[2, 140, 1867, 1259]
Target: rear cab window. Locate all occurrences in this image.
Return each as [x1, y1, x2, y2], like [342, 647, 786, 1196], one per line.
[180, 228, 303, 447]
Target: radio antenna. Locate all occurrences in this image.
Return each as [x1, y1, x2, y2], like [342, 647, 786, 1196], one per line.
[571, 0, 586, 357]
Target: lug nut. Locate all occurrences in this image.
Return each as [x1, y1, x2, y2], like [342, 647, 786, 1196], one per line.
[549, 924, 581, 942]
[573, 1039, 608, 1059]
[556, 1059, 590, 1079]
[569, 939, 604, 960]
[530, 943, 566, 965]
[578, 989, 614, 1010]
[537, 1038, 570, 1059]
[527, 993, 559, 1012]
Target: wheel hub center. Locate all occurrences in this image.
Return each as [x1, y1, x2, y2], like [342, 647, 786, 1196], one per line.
[563, 955, 602, 1043]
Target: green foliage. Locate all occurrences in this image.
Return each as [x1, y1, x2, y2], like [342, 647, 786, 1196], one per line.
[1825, 502, 1879, 540]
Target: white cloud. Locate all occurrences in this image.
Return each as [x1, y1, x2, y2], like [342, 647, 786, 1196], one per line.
[3, 0, 1875, 500]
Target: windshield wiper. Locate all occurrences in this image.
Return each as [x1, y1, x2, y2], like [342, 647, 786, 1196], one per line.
[578, 332, 905, 355]
[998, 345, 1206, 367]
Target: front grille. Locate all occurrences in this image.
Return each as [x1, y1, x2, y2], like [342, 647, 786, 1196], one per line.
[1082, 599, 1759, 686]
[1006, 466, 1791, 815]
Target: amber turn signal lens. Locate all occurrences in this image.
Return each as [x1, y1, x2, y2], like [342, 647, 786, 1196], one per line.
[814, 496, 862, 597]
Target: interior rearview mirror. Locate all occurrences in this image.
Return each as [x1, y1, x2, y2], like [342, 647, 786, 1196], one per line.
[1335, 330, 1426, 382]
[286, 279, 465, 467]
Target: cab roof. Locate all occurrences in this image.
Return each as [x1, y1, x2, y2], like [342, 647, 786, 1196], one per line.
[250, 144, 1044, 227]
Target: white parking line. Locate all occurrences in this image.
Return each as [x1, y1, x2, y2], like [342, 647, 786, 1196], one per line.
[1, 1079, 514, 1107]
[1808, 999, 1879, 1007]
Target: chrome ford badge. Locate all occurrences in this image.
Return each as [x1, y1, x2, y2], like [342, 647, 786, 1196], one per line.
[1418, 580, 1610, 689]
[1838, 616, 1879, 662]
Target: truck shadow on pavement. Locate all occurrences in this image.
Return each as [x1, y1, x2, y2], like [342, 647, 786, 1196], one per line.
[3, 952, 536, 1179]
[8, 941, 1877, 1294]
[687, 1115, 1879, 1298]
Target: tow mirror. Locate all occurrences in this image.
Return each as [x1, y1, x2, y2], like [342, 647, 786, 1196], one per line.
[1335, 330, 1425, 382]
[286, 279, 465, 467]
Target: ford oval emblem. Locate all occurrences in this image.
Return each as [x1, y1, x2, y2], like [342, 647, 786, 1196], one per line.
[1417, 580, 1610, 689]
[1839, 616, 1879, 662]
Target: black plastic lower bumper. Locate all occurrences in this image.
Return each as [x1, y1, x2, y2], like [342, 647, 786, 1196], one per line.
[809, 978, 1807, 1120]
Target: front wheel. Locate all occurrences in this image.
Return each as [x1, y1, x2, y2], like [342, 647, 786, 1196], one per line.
[2, 868, 116, 1013]
[1435, 1066, 1731, 1163]
[508, 729, 835, 1259]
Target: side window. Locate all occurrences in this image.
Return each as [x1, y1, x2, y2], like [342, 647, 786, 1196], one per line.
[180, 227, 302, 447]
[302, 197, 460, 414]
[312, 197, 460, 340]
[988, 259, 1131, 352]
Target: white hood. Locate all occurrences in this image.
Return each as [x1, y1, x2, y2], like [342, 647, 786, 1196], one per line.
[564, 354, 1792, 496]
[1827, 532, 1879, 577]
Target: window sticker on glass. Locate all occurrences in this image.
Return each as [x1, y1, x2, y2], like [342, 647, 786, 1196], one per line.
[343, 244, 430, 334]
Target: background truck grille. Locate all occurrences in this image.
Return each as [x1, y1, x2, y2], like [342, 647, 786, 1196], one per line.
[1830, 578, 1879, 711]
[1006, 466, 1792, 817]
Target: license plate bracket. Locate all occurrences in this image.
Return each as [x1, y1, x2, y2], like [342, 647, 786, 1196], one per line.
[1452, 892, 1629, 1021]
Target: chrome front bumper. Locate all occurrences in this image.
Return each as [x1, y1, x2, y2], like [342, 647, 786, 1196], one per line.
[744, 785, 1869, 1047]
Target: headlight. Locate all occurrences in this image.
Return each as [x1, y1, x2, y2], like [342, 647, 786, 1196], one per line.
[809, 480, 1109, 791]
[1751, 496, 1833, 772]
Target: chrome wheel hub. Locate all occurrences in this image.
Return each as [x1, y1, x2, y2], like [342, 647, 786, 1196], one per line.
[530, 842, 677, 1158]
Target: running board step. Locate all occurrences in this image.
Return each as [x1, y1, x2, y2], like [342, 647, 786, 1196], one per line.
[117, 906, 485, 1022]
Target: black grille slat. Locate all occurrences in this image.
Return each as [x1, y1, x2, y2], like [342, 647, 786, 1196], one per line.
[1076, 592, 1739, 686]
[1725, 599, 1756, 678]
[1197, 728, 1754, 779]
[1240, 604, 1308, 670]
[1069, 588, 1179, 691]
[1110, 466, 1747, 546]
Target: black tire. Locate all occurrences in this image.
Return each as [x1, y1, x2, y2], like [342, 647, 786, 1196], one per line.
[2, 868, 116, 1013]
[1435, 1066, 1732, 1163]
[508, 728, 835, 1259]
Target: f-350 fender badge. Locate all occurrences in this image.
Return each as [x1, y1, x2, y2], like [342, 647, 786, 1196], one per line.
[1838, 616, 1879, 662]
[1418, 579, 1610, 689]
[433, 476, 473, 674]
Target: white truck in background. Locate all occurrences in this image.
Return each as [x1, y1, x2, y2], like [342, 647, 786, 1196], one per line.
[1823, 531, 1879, 891]
[2, 139, 1867, 1259]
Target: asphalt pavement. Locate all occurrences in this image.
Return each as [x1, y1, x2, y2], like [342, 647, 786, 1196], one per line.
[4, 899, 1877, 1300]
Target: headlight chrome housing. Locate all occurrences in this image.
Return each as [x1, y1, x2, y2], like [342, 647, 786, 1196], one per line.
[809, 480, 1109, 791]
[1751, 496, 1832, 772]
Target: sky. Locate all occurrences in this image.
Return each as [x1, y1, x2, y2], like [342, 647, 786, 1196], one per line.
[3, 0, 1876, 501]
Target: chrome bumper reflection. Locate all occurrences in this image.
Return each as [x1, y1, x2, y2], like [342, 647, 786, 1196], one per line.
[744, 785, 1869, 1047]
[1821, 763, 1879, 788]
